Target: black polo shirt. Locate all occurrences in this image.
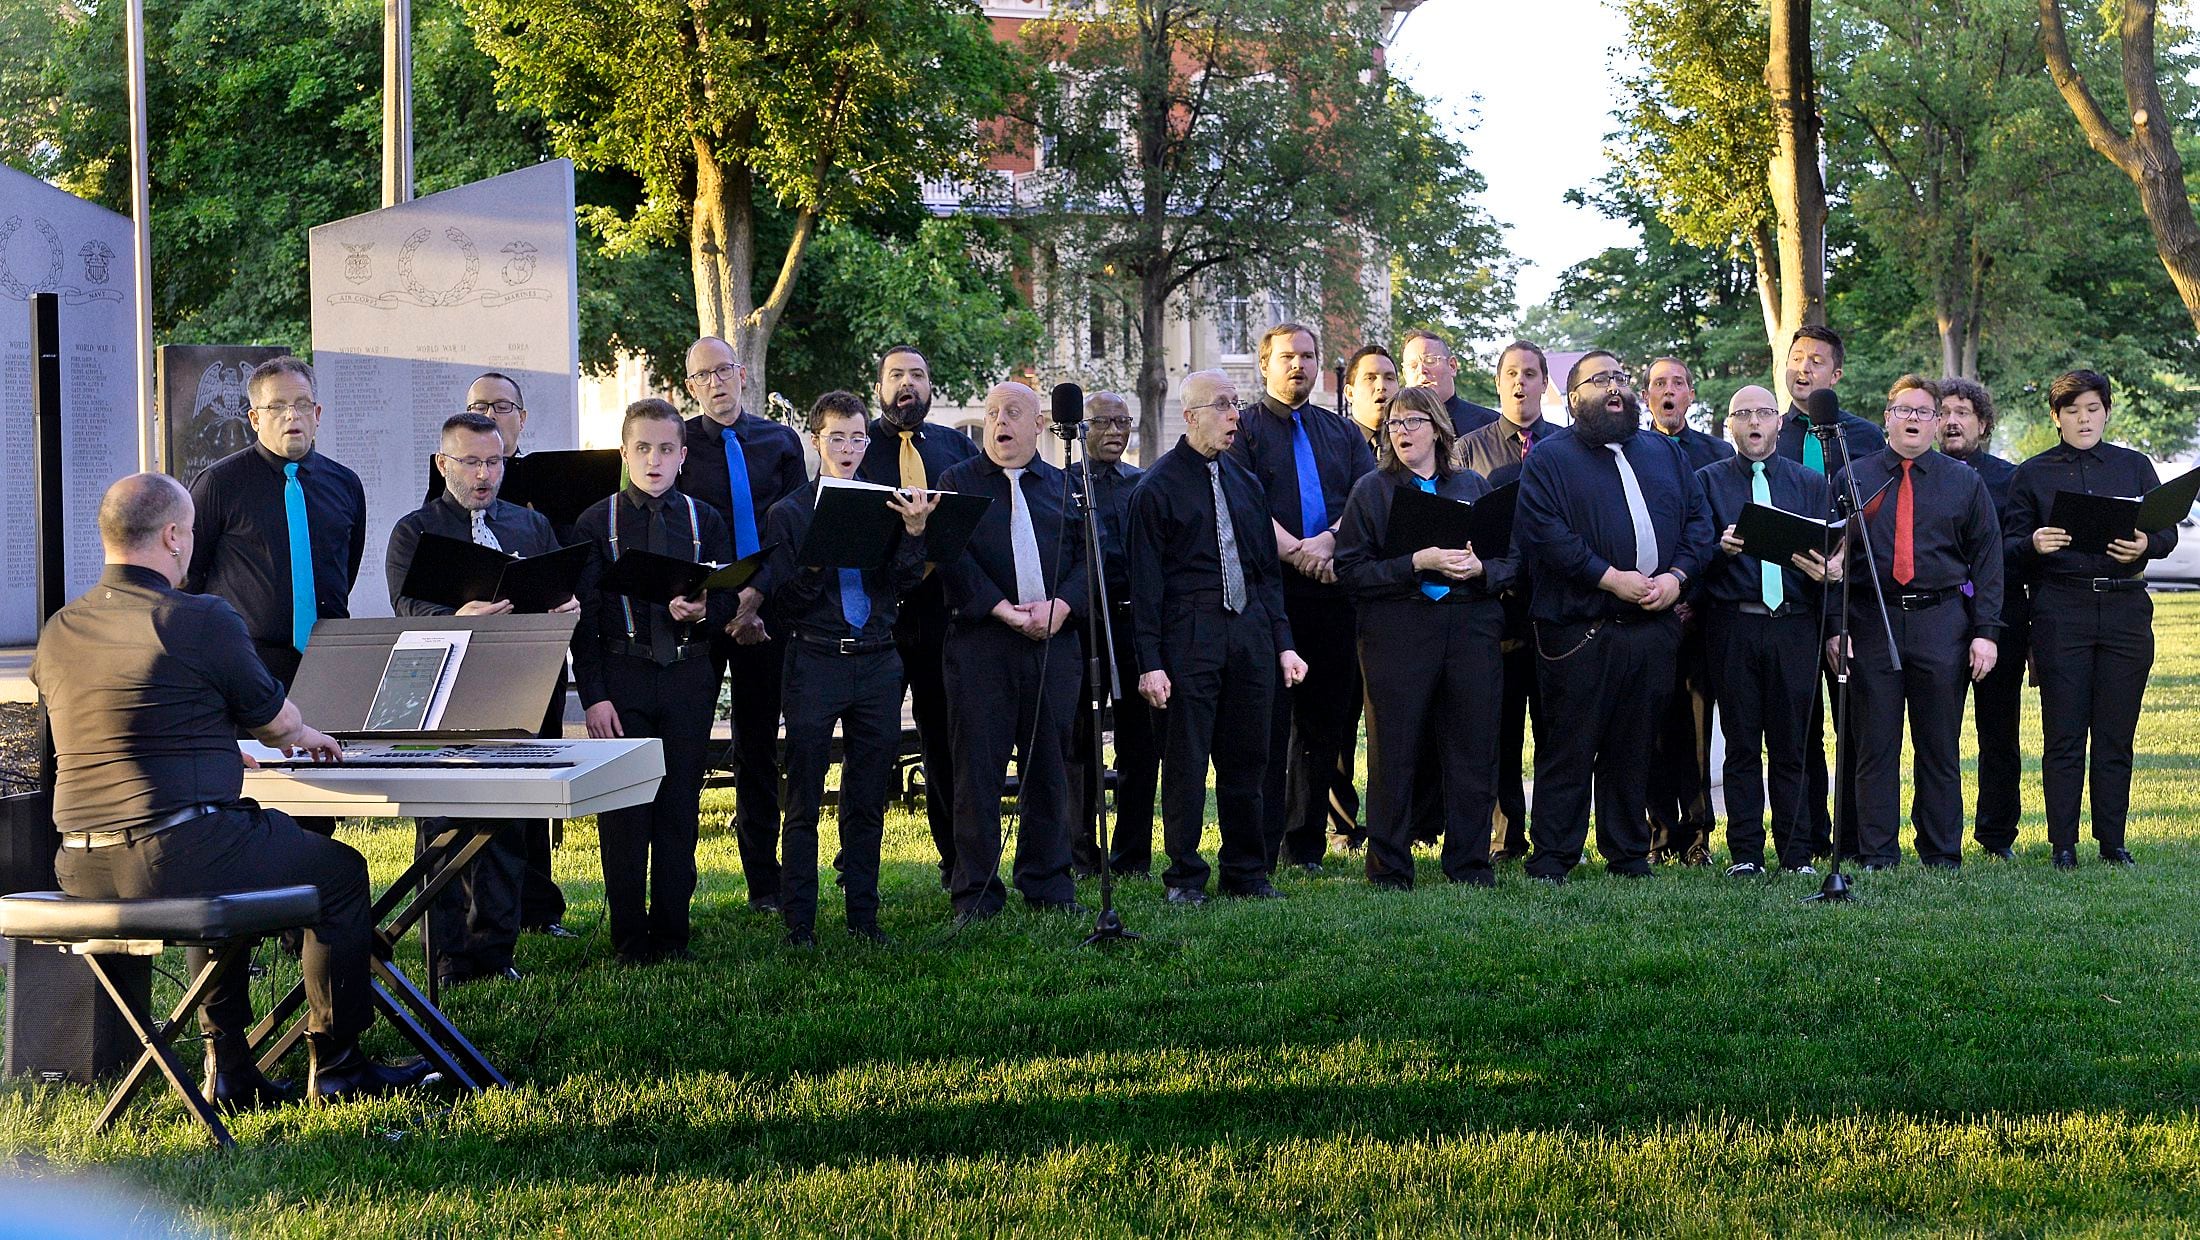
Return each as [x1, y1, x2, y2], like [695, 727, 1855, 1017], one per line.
[32, 565, 286, 832]
[184, 441, 367, 668]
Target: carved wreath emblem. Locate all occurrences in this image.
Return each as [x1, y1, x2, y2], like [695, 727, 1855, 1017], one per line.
[0, 215, 64, 301]
[395, 226, 480, 306]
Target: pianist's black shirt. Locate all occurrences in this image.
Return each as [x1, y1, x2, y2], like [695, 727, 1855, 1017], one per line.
[32, 565, 285, 832]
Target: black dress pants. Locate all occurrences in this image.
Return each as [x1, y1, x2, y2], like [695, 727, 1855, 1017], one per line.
[596, 652, 717, 960]
[1265, 592, 1361, 869]
[1647, 614, 1716, 857]
[55, 806, 374, 1062]
[712, 627, 785, 904]
[415, 816, 523, 982]
[1847, 595, 1969, 867]
[1357, 597, 1503, 886]
[520, 672, 569, 928]
[778, 642, 902, 934]
[1962, 597, 2028, 850]
[2032, 583, 2153, 852]
[1073, 601, 1160, 876]
[1525, 614, 1678, 879]
[1489, 641, 1540, 856]
[1157, 597, 1277, 894]
[893, 587, 957, 882]
[944, 623, 1080, 916]
[1704, 607, 1821, 869]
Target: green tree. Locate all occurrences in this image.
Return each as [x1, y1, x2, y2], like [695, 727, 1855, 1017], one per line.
[463, 0, 1015, 405]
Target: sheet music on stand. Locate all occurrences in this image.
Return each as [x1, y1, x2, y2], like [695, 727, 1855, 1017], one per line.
[363, 630, 472, 731]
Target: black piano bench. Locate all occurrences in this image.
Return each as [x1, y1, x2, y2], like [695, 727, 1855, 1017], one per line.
[0, 886, 321, 1149]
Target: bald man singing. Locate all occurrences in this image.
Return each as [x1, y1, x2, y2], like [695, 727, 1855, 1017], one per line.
[935, 383, 1089, 924]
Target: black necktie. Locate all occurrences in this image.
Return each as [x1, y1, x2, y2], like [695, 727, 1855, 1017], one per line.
[646, 501, 677, 662]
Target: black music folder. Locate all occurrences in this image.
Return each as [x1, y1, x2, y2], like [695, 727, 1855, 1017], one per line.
[423, 448, 625, 529]
[1379, 480, 1517, 559]
[399, 533, 590, 613]
[2049, 464, 2200, 554]
[798, 478, 991, 570]
[597, 546, 770, 606]
[1735, 502, 1843, 566]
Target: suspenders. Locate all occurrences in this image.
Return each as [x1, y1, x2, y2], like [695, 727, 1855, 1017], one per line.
[608, 492, 702, 641]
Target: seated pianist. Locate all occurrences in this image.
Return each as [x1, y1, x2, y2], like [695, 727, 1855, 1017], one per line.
[30, 472, 437, 1107]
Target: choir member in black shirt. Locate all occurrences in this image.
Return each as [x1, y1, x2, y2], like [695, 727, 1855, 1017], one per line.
[936, 383, 1087, 922]
[1696, 387, 1837, 874]
[385, 412, 578, 987]
[1128, 370, 1308, 903]
[570, 400, 736, 964]
[1401, 328, 1499, 434]
[1456, 340, 1550, 859]
[1344, 345, 1399, 448]
[1066, 392, 1159, 878]
[1938, 378, 2028, 858]
[39, 473, 432, 1103]
[1229, 322, 1377, 873]
[679, 335, 810, 913]
[1332, 387, 1511, 887]
[2003, 369, 2175, 869]
[1514, 351, 1714, 883]
[1831, 376, 2003, 870]
[759, 391, 936, 946]
[857, 345, 978, 886]
[1775, 325, 1884, 857]
[1643, 357, 1735, 865]
[184, 355, 366, 692]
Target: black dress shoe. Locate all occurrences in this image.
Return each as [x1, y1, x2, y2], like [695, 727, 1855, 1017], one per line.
[783, 929, 817, 949]
[1028, 900, 1092, 918]
[846, 923, 891, 945]
[749, 896, 782, 914]
[308, 1045, 441, 1101]
[1225, 880, 1285, 900]
[1165, 886, 1208, 906]
[2101, 846, 2136, 866]
[203, 1047, 296, 1112]
[1450, 869, 1496, 888]
[1490, 849, 1519, 864]
[2053, 848, 2077, 871]
[1983, 846, 2015, 861]
[526, 922, 581, 940]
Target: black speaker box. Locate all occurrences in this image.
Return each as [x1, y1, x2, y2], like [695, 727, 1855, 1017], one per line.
[0, 790, 54, 896]
[2, 940, 150, 1083]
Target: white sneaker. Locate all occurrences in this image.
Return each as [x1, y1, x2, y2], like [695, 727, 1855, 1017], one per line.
[1783, 864, 1819, 876]
[1724, 861, 1766, 877]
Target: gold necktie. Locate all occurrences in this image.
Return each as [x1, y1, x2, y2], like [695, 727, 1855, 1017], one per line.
[899, 431, 926, 490]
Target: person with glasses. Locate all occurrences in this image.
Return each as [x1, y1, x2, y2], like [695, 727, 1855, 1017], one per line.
[1937, 378, 2028, 860]
[1695, 386, 1837, 876]
[1127, 371, 1307, 904]
[383, 411, 579, 987]
[184, 356, 365, 841]
[1332, 386, 1511, 889]
[1457, 340, 1551, 862]
[677, 335, 809, 917]
[1066, 391, 1160, 879]
[758, 391, 937, 946]
[1231, 321, 1378, 875]
[1400, 329, 1499, 434]
[2003, 369, 2174, 870]
[1514, 351, 1714, 884]
[1831, 376, 2003, 871]
[855, 344, 978, 889]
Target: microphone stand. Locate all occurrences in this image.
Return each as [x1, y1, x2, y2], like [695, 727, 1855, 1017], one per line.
[1803, 418, 1900, 904]
[1050, 418, 1140, 946]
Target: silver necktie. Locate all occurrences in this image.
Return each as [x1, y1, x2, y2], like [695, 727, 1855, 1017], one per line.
[1210, 459, 1246, 614]
[470, 507, 503, 552]
[1607, 442, 1658, 575]
[1006, 467, 1046, 606]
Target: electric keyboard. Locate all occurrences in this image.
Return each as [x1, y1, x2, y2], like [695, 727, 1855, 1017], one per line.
[239, 738, 665, 818]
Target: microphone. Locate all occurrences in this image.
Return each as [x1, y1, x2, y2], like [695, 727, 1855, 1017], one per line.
[1805, 387, 1841, 434]
[1049, 382, 1084, 441]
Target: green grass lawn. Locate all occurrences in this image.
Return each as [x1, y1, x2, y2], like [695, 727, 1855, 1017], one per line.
[6, 599, 2200, 1235]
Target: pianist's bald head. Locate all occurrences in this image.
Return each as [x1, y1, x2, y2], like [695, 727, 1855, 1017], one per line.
[99, 473, 195, 583]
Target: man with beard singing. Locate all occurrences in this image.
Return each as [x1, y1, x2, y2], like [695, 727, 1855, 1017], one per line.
[1514, 351, 1714, 884]
[857, 345, 978, 886]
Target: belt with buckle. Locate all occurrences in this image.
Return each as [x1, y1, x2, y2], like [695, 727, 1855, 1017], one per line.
[1890, 586, 1957, 611]
[2088, 577, 2147, 593]
[795, 631, 896, 656]
[603, 638, 710, 664]
[61, 803, 226, 849]
[1732, 599, 1802, 619]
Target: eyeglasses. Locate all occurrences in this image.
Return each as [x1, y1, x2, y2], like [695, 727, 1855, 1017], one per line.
[1729, 406, 1782, 421]
[255, 400, 317, 417]
[1188, 397, 1242, 412]
[1571, 371, 1632, 392]
[687, 363, 741, 386]
[1383, 415, 1435, 434]
[439, 453, 507, 471]
[466, 399, 523, 415]
[820, 433, 871, 449]
[1088, 416, 1133, 430]
[1885, 404, 1942, 422]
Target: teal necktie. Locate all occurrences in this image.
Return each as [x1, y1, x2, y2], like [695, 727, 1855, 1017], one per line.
[1802, 421, 1825, 474]
[1752, 460, 1784, 611]
[1413, 477, 1449, 602]
[283, 461, 316, 652]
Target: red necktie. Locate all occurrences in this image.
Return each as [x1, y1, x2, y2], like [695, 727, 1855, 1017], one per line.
[1520, 428, 1533, 456]
[1892, 459, 1916, 585]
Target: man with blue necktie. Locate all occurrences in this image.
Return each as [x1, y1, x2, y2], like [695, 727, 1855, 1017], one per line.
[185, 356, 365, 838]
[1230, 322, 1378, 875]
[680, 335, 809, 913]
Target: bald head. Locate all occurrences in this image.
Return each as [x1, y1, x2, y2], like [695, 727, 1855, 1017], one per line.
[982, 381, 1042, 468]
[1179, 369, 1242, 458]
[99, 473, 194, 584]
[1726, 385, 1783, 461]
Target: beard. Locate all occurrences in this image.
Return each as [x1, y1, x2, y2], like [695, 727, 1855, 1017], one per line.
[1570, 390, 1642, 445]
[880, 392, 932, 430]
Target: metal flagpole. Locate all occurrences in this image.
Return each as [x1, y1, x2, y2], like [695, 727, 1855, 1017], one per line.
[124, 0, 155, 471]
[383, 0, 414, 207]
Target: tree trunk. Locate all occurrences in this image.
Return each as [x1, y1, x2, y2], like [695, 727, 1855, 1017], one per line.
[1136, 268, 1168, 466]
[1765, 0, 1827, 366]
[690, 134, 819, 411]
